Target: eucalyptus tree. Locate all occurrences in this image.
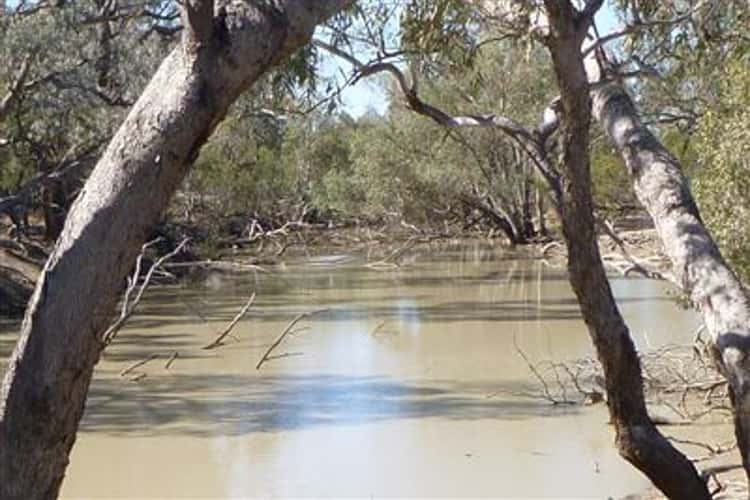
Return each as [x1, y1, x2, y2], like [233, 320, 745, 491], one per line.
[0, 1, 353, 498]
[0, 0, 176, 239]
[320, 0, 750, 496]
[1, 1, 750, 499]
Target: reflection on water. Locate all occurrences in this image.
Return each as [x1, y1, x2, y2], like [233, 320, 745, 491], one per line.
[0, 241, 701, 498]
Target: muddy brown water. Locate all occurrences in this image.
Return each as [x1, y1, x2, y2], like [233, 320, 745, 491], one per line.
[0, 241, 707, 498]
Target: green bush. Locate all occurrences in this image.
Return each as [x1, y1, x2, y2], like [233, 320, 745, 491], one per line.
[693, 58, 750, 282]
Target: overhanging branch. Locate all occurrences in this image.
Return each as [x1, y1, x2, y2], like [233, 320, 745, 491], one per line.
[314, 39, 563, 200]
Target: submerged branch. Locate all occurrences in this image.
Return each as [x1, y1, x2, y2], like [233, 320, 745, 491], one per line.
[202, 292, 256, 349]
[256, 309, 328, 370]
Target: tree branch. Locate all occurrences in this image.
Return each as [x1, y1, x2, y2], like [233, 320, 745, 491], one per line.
[102, 238, 189, 345]
[0, 55, 33, 122]
[314, 39, 563, 200]
[180, 0, 214, 51]
[202, 293, 256, 349]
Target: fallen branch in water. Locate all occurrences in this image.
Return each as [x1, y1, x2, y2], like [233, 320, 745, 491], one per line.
[256, 309, 327, 370]
[513, 333, 580, 406]
[103, 238, 189, 345]
[370, 320, 387, 336]
[365, 238, 418, 269]
[666, 436, 736, 458]
[127, 373, 147, 383]
[120, 353, 160, 377]
[163, 260, 270, 273]
[164, 351, 179, 370]
[203, 292, 256, 349]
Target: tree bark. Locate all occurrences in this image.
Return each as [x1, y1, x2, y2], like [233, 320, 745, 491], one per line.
[0, 1, 351, 498]
[592, 81, 750, 484]
[542, 2, 710, 498]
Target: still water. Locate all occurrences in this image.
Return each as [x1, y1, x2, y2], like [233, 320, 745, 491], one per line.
[1, 241, 702, 498]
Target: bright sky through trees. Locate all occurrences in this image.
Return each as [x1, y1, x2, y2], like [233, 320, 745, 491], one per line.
[321, 2, 620, 118]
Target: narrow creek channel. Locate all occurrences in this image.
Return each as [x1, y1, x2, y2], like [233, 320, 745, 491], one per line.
[0, 241, 705, 498]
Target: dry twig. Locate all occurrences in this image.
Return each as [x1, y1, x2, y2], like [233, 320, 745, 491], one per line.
[120, 353, 160, 377]
[256, 309, 327, 370]
[103, 238, 189, 345]
[202, 292, 256, 349]
[164, 351, 179, 370]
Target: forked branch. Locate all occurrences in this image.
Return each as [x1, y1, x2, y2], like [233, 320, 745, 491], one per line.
[102, 238, 189, 345]
[203, 292, 256, 349]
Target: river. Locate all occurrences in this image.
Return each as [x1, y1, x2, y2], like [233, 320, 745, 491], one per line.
[0, 241, 704, 498]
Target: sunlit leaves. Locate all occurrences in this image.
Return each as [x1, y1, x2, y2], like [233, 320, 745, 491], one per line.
[693, 58, 750, 282]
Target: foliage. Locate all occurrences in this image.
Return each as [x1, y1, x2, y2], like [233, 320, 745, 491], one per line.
[186, 39, 558, 241]
[590, 140, 634, 213]
[693, 58, 750, 282]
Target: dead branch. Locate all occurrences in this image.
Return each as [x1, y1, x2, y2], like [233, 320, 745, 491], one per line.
[202, 292, 256, 349]
[518, 336, 732, 421]
[667, 435, 736, 457]
[102, 238, 189, 345]
[365, 237, 422, 269]
[163, 260, 270, 273]
[164, 351, 179, 370]
[370, 321, 387, 336]
[513, 334, 577, 405]
[256, 309, 327, 370]
[540, 241, 564, 257]
[119, 353, 160, 377]
[596, 215, 671, 281]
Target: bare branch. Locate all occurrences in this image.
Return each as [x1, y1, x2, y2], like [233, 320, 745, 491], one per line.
[582, 4, 706, 59]
[180, 0, 214, 51]
[164, 351, 179, 370]
[0, 144, 98, 216]
[202, 292, 256, 349]
[102, 238, 189, 345]
[314, 39, 563, 200]
[256, 309, 327, 370]
[119, 353, 159, 377]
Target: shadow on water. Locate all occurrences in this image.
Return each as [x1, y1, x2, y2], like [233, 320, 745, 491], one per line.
[81, 373, 576, 438]
[119, 292, 673, 337]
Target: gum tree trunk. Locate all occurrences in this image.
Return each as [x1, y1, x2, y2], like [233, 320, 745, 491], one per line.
[0, 1, 351, 498]
[592, 81, 750, 484]
[542, 2, 710, 498]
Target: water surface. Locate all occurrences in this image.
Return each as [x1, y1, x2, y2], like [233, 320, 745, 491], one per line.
[0, 241, 703, 498]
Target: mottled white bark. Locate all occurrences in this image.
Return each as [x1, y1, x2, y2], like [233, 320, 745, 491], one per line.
[541, 2, 709, 497]
[592, 81, 750, 479]
[0, 1, 351, 498]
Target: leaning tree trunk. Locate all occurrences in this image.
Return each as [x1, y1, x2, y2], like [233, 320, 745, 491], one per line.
[592, 81, 750, 483]
[0, 1, 351, 498]
[542, 2, 710, 498]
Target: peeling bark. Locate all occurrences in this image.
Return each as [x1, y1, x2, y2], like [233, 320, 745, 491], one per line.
[0, 1, 351, 498]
